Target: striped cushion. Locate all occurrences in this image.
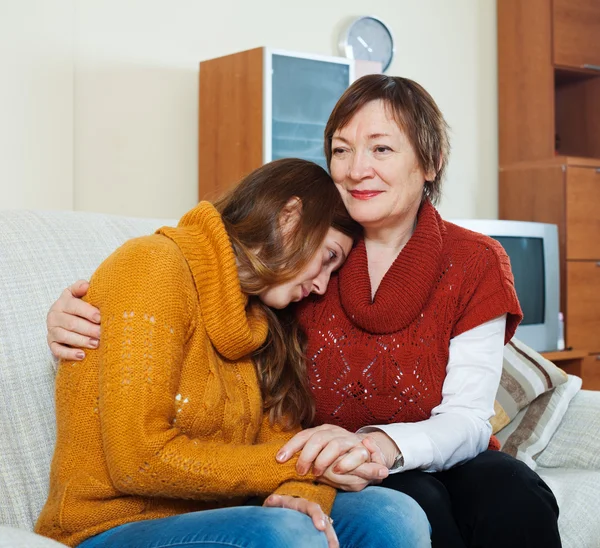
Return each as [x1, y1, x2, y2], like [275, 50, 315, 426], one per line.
[497, 375, 582, 469]
[492, 338, 569, 434]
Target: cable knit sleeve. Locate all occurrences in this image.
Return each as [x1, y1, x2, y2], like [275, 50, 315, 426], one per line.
[90, 236, 323, 502]
[256, 415, 336, 514]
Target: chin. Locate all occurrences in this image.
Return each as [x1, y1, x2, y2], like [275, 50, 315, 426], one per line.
[347, 204, 388, 226]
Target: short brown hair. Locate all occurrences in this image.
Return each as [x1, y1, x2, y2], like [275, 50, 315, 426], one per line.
[324, 74, 450, 205]
[215, 158, 362, 428]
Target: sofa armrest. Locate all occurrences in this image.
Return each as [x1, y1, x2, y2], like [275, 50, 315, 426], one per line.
[536, 389, 600, 470]
[0, 526, 67, 547]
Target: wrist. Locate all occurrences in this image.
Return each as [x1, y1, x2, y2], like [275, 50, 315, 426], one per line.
[366, 431, 401, 469]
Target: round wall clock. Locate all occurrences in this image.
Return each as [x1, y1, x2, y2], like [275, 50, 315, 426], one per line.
[339, 16, 395, 72]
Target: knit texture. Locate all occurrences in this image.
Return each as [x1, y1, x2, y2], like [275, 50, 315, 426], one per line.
[297, 200, 523, 434]
[35, 202, 335, 547]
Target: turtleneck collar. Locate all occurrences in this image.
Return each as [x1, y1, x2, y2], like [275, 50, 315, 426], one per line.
[157, 202, 268, 360]
[338, 200, 445, 334]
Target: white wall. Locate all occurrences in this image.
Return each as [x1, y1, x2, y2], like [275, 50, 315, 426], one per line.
[0, 0, 74, 211]
[2, 0, 499, 220]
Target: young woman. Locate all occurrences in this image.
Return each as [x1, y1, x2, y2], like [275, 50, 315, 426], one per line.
[36, 158, 431, 548]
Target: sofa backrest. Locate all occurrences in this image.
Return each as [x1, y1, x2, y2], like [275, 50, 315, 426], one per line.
[0, 210, 176, 531]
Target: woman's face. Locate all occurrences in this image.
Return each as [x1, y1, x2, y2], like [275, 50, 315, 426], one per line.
[329, 99, 434, 232]
[258, 227, 352, 309]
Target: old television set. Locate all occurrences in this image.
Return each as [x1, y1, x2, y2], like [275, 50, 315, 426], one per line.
[449, 219, 560, 352]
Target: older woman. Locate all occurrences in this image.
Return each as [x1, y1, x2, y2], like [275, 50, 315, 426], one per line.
[48, 75, 560, 547]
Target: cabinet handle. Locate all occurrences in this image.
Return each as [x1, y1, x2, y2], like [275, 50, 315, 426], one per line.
[583, 64, 600, 72]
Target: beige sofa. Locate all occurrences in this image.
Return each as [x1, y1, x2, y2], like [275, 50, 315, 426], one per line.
[1, 209, 599, 547]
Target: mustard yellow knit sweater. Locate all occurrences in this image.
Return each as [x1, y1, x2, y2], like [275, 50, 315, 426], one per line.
[35, 202, 336, 547]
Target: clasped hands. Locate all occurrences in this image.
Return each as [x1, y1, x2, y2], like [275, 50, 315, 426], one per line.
[275, 424, 399, 491]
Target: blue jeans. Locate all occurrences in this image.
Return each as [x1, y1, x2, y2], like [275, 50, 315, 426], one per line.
[78, 486, 431, 547]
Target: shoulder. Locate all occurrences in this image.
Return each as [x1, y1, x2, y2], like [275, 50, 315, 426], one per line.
[442, 221, 512, 274]
[91, 234, 193, 298]
[99, 234, 185, 271]
[441, 222, 522, 341]
[443, 221, 506, 257]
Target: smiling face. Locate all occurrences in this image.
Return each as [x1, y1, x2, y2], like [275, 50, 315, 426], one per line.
[258, 227, 352, 309]
[329, 99, 435, 234]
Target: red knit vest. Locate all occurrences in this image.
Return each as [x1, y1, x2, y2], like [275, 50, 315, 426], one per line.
[297, 201, 522, 434]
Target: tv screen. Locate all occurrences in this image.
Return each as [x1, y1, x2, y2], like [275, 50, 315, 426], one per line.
[493, 236, 545, 326]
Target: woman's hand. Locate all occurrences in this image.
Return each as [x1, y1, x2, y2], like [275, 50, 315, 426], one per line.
[317, 438, 389, 491]
[276, 424, 390, 477]
[263, 494, 338, 548]
[47, 280, 101, 361]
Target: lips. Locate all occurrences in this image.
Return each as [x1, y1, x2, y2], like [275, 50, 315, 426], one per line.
[349, 190, 384, 200]
[301, 286, 310, 298]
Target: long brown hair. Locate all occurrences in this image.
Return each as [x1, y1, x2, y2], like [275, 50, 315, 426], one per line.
[214, 158, 362, 428]
[324, 74, 450, 205]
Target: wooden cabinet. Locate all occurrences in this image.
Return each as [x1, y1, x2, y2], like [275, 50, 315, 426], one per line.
[566, 167, 600, 259]
[498, 0, 600, 388]
[553, 0, 600, 69]
[581, 354, 600, 391]
[567, 261, 600, 353]
[198, 48, 353, 200]
[542, 350, 600, 391]
[500, 159, 600, 355]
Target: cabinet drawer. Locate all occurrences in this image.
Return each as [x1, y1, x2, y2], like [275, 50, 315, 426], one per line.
[566, 167, 600, 260]
[582, 354, 600, 391]
[566, 261, 600, 352]
[553, 0, 600, 69]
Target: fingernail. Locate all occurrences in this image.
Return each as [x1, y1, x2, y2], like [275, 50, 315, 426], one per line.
[76, 351, 85, 360]
[320, 519, 327, 529]
[379, 468, 388, 478]
[276, 451, 286, 462]
[89, 339, 99, 348]
[333, 466, 341, 474]
[93, 313, 101, 323]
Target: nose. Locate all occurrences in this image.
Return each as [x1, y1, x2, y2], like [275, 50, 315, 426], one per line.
[349, 150, 375, 181]
[312, 269, 332, 296]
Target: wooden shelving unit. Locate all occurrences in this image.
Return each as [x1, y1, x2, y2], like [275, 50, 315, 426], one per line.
[498, 0, 600, 389]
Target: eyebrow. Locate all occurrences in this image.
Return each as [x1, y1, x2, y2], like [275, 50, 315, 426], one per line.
[332, 133, 392, 143]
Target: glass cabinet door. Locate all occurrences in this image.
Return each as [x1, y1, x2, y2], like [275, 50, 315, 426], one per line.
[269, 53, 351, 170]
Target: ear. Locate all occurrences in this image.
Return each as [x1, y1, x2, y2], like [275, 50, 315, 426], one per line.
[425, 155, 442, 182]
[278, 196, 303, 236]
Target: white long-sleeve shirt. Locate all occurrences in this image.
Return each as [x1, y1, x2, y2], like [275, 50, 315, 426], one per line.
[358, 314, 506, 473]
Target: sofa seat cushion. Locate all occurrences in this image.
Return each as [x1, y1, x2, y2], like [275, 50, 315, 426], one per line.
[536, 467, 600, 548]
[0, 525, 67, 547]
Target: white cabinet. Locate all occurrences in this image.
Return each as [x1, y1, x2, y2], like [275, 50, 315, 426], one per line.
[199, 48, 353, 199]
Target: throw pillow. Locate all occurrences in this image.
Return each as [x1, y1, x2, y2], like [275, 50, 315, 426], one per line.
[496, 374, 582, 470]
[491, 338, 569, 434]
